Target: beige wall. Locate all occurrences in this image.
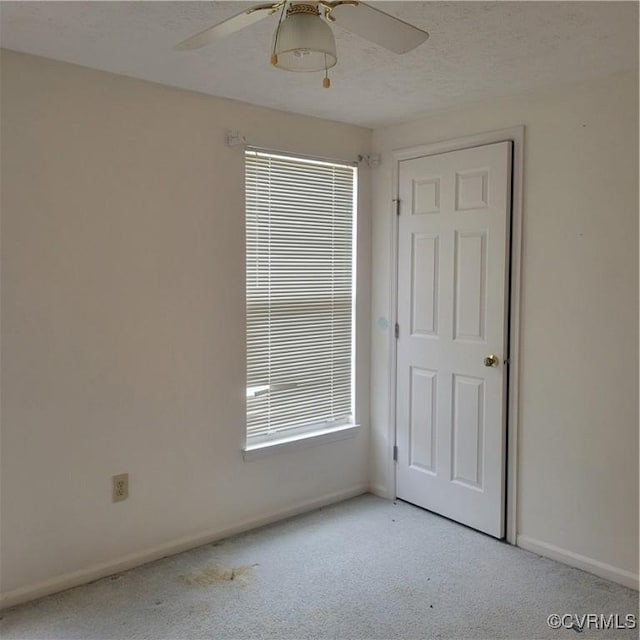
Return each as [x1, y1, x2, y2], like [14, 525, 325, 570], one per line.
[0, 51, 372, 603]
[1, 48, 638, 604]
[370, 71, 639, 586]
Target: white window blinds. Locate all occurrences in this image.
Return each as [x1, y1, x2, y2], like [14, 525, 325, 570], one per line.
[245, 150, 356, 442]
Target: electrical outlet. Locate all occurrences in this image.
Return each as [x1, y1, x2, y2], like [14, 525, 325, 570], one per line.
[112, 473, 129, 503]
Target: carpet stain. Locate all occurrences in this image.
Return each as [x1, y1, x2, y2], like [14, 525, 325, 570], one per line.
[179, 565, 253, 587]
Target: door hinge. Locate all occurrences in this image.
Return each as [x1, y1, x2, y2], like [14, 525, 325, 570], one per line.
[394, 323, 399, 339]
[393, 445, 398, 462]
[393, 199, 400, 216]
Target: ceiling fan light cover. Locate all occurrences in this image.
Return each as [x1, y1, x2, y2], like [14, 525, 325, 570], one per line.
[273, 11, 337, 72]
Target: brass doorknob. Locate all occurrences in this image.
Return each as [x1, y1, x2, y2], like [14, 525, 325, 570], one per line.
[484, 354, 499, 368]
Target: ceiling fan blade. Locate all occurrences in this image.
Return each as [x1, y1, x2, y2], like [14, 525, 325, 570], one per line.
[174, 3, 279, 51]
[329, 2, 428, 54]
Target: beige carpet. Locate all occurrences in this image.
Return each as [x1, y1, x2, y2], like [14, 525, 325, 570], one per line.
[1, 494, 638, 639]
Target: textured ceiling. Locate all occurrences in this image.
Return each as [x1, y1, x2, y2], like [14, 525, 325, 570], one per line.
[1, 1, 637, 127]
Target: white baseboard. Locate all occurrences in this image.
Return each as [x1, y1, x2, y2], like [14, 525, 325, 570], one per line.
[369, 483, 392, 499]
[0, 484, 369, 610]
[517, 535, 639, 590]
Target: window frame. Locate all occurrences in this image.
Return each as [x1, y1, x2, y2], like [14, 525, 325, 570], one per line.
[243, 148, 359, 455]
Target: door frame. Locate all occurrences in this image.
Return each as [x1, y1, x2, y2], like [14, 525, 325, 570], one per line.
[387, 127, 524, 545]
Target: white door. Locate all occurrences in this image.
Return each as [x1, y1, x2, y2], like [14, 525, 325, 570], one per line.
[395, 141, 512, 538]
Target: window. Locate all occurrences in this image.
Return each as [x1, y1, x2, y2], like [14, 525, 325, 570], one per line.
[245, 150, 357, 446]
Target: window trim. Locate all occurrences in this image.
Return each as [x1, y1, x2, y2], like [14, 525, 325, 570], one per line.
[243, 422, 361, 461]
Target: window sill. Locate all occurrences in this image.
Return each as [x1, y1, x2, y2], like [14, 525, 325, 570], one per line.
[243, 423, 361, 462]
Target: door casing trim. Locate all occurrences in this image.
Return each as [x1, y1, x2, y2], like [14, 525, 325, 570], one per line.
[387, 126, 524, 545]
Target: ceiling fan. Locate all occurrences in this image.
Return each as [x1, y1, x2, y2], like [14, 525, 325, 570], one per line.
[175, 1, 429, 87]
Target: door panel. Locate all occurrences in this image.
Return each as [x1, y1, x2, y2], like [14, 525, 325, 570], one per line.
[395, 141, 512, 538]
[451, 374, 484, 489]
[409, 367, 437, 473]
[411, 234, 439, 336]
[454, 231, 487, 341]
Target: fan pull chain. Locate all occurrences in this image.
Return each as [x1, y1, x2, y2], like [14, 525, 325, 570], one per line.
[270, 2, 287, 67]
[323, 53, 331, 88]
